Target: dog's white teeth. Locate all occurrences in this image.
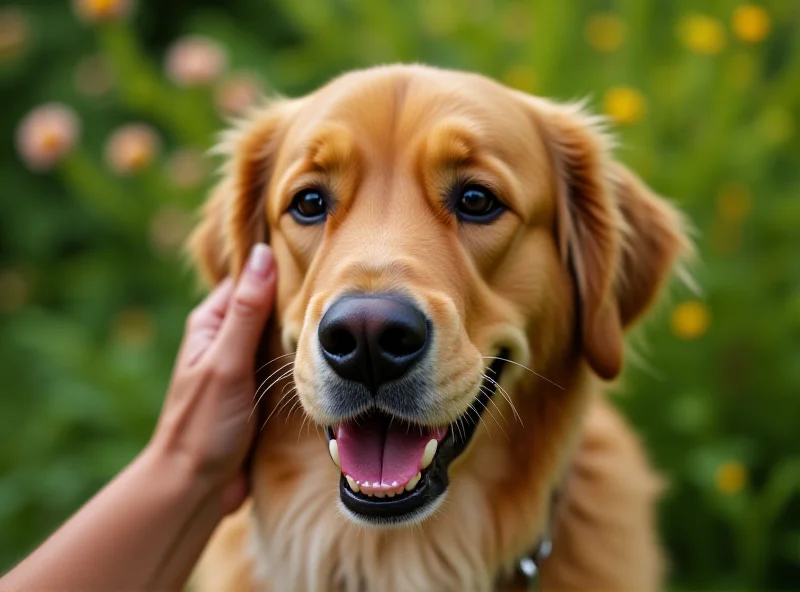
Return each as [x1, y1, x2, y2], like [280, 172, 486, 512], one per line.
[420, 439, 438, 469]
[374, 491, 385, 498]
[387, 491, 396, 498]
[328, 439, 340, 468]
[405, 472, 422, 491]
[345, 475, 360, 493]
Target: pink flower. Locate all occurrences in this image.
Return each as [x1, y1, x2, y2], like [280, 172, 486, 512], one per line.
[214, 73, 264, 117]
[166, 148, 207, 189]
[105, 123, 160, 175]
[16, 103, 81, 172]
[72, 0, 133, 23]
[149, 205, 193, 256]
[164, 35, 228, 87]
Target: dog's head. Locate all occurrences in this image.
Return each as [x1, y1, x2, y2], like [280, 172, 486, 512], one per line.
[189, 65, 688, 527]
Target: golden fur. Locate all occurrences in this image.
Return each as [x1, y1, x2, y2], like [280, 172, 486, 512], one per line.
[187, 65, 689, 591]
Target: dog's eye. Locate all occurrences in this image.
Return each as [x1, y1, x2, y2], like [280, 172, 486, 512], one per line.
[289, 189, 327, 224]
[456, 185, 504, 223]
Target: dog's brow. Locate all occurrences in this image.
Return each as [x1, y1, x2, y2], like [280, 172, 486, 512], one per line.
[305, 122, 360, 173]
[423, 119, 479, 168]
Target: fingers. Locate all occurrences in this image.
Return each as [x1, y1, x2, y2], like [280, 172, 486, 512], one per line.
[208, 244, 276, 374]
[178, 277, 235, 366]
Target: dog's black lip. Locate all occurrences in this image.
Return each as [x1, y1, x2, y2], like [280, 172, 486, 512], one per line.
[331, 351, 509, 522]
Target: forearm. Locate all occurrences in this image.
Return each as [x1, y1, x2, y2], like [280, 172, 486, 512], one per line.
[0, 444, 225, 591]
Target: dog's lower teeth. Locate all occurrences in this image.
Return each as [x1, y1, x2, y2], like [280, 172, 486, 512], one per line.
[420, 439, 437, 469]
[346, 475, 360, 493]
[405, 472, 422, 491]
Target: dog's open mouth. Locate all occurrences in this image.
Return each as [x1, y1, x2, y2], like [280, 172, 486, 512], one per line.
[324, 356, 507, 525]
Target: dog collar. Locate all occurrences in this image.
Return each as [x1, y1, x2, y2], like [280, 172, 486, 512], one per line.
[499, 484, 562, 590]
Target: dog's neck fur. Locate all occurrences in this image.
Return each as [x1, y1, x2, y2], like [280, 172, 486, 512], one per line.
[247, 368, 593, 592]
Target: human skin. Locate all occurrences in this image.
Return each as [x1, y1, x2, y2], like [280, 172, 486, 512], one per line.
[0, 243, 276, 592]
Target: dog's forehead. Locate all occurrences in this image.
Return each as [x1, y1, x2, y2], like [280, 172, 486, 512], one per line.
[293, 66, 534, 156]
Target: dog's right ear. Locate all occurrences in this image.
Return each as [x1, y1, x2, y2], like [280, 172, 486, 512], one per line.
[188, 100, 293, 285]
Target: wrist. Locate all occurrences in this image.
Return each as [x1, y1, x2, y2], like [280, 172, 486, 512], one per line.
[140, 438, 227, 517]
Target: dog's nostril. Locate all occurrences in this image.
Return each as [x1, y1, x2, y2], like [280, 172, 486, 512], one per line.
[379, 326, 424, 358]
[323, 328, 358, 357]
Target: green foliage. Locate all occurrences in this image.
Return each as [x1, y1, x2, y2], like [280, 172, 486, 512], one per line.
[1, 0, 798, 588]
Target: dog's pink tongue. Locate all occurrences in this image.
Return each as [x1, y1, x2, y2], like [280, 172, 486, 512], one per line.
[336, 418, 446, 486]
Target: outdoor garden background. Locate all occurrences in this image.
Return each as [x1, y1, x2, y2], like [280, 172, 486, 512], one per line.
[1, 0, 798, 589]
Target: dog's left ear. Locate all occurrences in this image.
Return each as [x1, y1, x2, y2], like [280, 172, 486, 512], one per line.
[527, 98, 691, 380]
[188, 99, 294, 285]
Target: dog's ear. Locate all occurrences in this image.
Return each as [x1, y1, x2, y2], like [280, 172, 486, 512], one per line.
[528, 99, 690, 380]
[188, 100, 293, 284]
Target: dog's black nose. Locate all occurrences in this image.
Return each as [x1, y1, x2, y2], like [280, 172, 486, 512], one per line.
[318, 294, 429, 391]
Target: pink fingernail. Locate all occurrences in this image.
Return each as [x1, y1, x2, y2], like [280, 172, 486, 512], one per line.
[246, 243, 273, 279]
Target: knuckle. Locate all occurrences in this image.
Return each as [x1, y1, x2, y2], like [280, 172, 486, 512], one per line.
[231, 292, 263, 319]
[206, 362, 239, 386]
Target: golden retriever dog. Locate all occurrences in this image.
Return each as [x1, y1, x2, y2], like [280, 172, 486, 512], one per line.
[187, 64, 689, 591]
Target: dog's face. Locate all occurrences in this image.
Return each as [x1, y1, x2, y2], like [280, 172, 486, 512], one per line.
[191, 66, 687, 527]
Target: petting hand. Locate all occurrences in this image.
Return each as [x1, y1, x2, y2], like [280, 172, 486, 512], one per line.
[151, 242, 276, 514]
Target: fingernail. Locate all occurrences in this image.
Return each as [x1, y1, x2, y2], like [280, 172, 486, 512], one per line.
[246, 243, 273, 279]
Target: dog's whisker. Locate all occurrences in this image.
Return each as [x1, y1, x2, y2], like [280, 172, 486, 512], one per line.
[473, 398, 508, 440]
[256, 384, 295, 421]
[481, 355, 565, 391]
[260, 386, 298, 427]
[255, 351, 296, 375]
[481, 373, 524, 427]
[252, 360, 295, 408]
[251, 367, 296, 419]
[480, 385, 511, 427]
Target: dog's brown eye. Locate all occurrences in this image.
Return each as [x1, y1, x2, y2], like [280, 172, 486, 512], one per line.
[290, 189, 327, 224]
[456, 185, 504, 223]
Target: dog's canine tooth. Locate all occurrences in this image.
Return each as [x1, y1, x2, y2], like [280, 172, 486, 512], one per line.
[420, 439, 437, 469]
[345, 475, 360, 493]
[328, 439, 340, 468]
[405, 472, 422, 491]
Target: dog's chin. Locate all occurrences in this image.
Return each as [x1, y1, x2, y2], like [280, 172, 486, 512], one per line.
[322, 356, 507, 528]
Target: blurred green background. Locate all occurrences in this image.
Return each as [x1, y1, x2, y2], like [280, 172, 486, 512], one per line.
[1, 0, 798, 589]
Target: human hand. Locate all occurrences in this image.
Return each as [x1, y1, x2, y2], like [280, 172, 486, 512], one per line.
[151, 243, 276, 514]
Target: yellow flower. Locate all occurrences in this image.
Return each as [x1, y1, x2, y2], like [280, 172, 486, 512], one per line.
[715, 461, 747, 494]
[72, 0, 132, 23]
[677, 14, 726, 55]
[717, 183, 751, 223]
[16, 103, 81, 172]
[104, 124, 160, 175]
[732, 4, 770, 43]
[503, 64, 537, 94]
[603, 87, 646, 125]
[670, 301, 710, 340]
[585, 13, 626, 53]
[111, 307, 156, 348]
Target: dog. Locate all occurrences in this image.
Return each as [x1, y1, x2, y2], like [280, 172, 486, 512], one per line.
[187, 64, 689, 591]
